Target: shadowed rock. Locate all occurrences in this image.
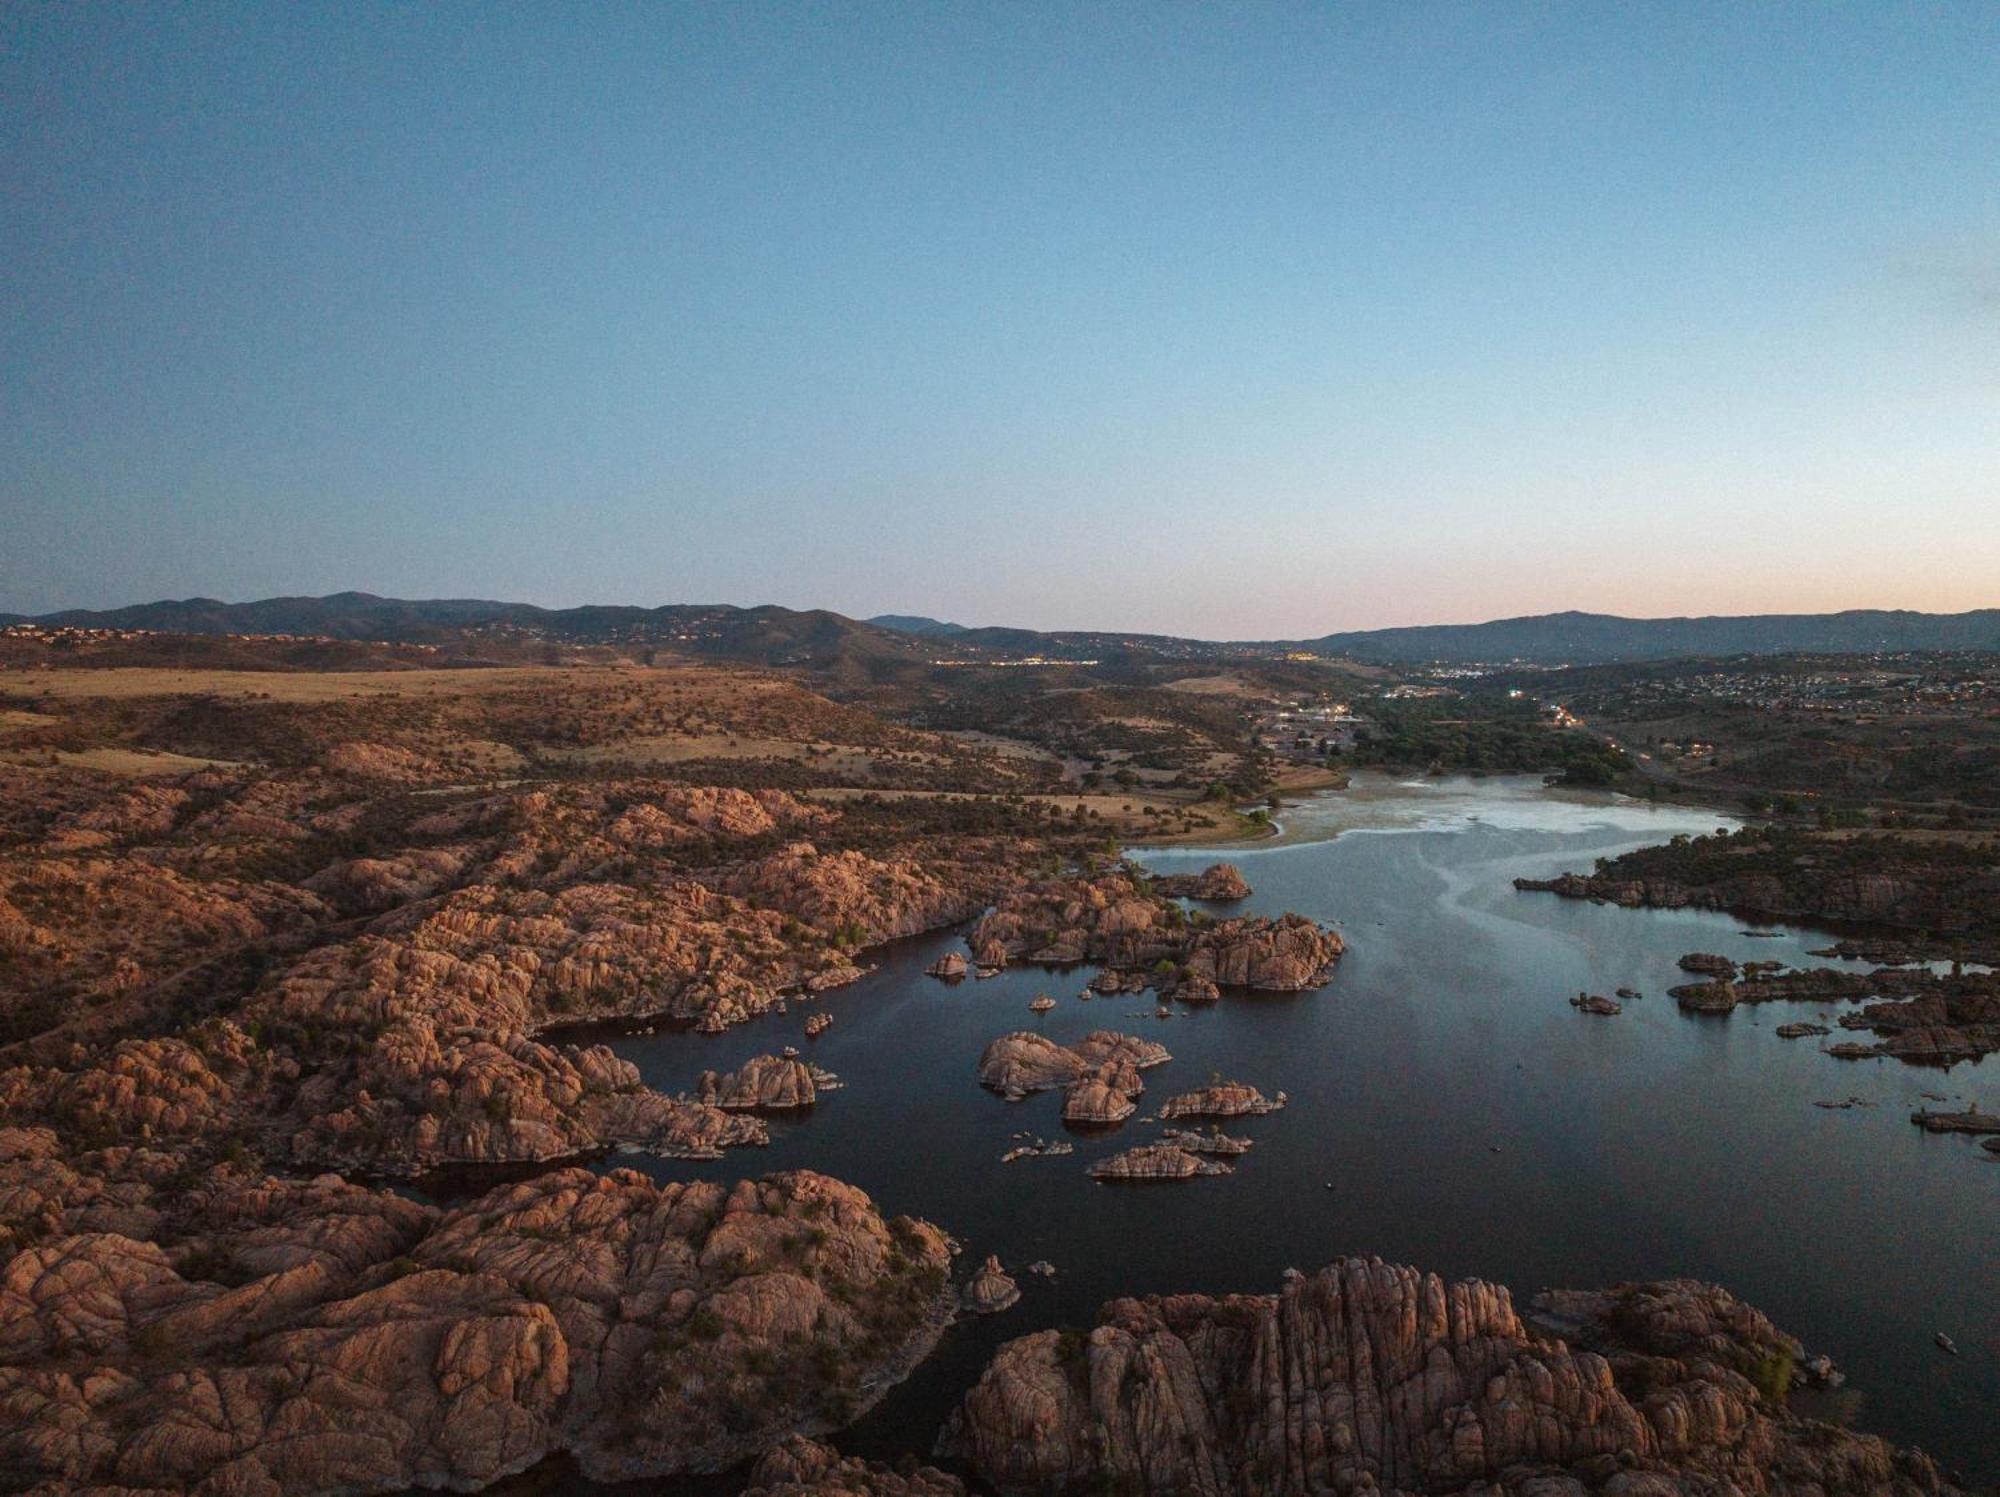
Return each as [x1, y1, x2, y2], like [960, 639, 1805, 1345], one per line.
[1150, 863, 1252, 901]
[744, 1435, 964, 1496]
[963, 1255, 1021, 1315]
[943, 1257, 1956, 1496]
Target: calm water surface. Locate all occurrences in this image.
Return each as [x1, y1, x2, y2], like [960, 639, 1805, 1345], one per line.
[602, 774, 1997, 1488]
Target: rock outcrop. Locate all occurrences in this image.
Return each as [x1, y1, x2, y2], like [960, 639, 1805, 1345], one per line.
[1181, 914, 1340, 991]
[743, 1435, 965, 1496]
[1061, 1077, 1137, 1126]
[963, 1255, 1021, 1315]
[1151, 863, 1252, 901]
[1909, 1108, 2000, 1135]
[697, 1054, 820, 1111]
[0, 1168, 956, 1492]
[1157, 1082, 1284, 1119]
[943, 1257, 1955, 1496]
[1645, 964, 2000, 1063]
[968, 870, 1341, 994]
[1087, 1145, 1231, 1181]
[978, 1033, 1092, 1096]
[977, 1032, 1170, 1126]
[1679, 952, 1740, 978]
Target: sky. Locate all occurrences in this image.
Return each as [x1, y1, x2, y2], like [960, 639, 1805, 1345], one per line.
[3, 3, 1997, 637]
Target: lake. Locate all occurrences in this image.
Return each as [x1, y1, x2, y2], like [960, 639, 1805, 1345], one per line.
[605, 773, 1998, 1488]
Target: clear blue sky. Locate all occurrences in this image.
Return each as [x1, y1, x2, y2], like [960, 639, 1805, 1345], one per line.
[3, 3, 1996, 636]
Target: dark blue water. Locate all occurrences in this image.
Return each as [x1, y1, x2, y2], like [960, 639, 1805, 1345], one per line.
[605, 779, 1998, 1487]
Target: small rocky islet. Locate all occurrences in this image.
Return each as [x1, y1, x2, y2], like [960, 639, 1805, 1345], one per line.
[695, 1052, 829, 1111]
[1088, 1141, 1233, 1180]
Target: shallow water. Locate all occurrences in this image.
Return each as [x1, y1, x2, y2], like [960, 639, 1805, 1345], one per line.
[604, 775, 1998, 1488]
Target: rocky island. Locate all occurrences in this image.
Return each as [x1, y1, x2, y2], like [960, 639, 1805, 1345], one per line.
[963, 866, 1343, 995]
[696, 1053, 825, 1111]
[1087, 1143, 1233, 1181]
[975, 1030, 1170, 1128]
[1157, 1080, 1286, 1118]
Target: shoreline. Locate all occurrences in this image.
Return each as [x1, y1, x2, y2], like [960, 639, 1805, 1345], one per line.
[1131, 769, 1744, 853]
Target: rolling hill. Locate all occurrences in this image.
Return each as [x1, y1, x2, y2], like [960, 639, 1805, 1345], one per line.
[13, 595, 1999, 667]
[1300, 608, 2000, 663]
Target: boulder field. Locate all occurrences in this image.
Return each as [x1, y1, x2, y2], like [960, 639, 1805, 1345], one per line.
[0, 1155, 955, 1493]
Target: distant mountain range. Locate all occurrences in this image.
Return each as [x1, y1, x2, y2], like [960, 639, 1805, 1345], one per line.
[7, 593, 1998, 667]
[3, 593, 932, 677]
[1296, 608, 2000, 663]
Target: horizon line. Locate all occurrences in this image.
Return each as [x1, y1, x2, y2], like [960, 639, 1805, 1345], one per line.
[6, 589, 1999, 647]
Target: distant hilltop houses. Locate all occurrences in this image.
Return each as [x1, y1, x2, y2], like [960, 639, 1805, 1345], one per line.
[1593, 663, 1997, 719]
[0, 622, 442, 655]
[5, 620, 356, 644]
[3, 623, 165, 643]
[1381, 683, 1456, 699]
[927, 655, 1100, 668]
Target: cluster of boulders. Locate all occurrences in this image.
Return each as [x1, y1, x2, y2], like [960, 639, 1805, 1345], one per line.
[1657, 957, 2000, 1063]
[1678, 952, 1740, 978]
[976, 1031, 1170, 1126]
[1158, 1126, 1252, 1155]
[695, 1053, 823, 1111]
[1149, 862, 1253, 901]
[977, 1031, 1287, 1183]
[942, 1256, 1957, 1496]
[742, 1435, 965, 1496]
[1087, 1142, 1233, 1180]
[1908, 1107, 2000, 1136]
[960, 866, 1342, 997]
[0, 760, 1075, 1174]
[1156, 1081, 1285, 1119]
